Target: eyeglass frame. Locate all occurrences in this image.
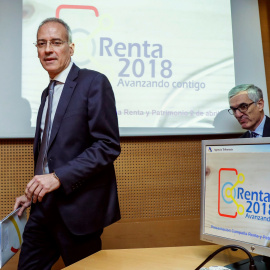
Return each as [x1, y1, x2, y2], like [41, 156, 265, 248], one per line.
[228, 101, 256, 115]
[33, 39, 70, 49]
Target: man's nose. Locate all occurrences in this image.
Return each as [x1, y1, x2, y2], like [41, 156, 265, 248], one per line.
[45, 41, 53, 52]
[234, 109, 243, 118]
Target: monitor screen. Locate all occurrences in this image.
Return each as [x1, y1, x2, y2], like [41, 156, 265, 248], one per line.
[201, 137, 270, 259]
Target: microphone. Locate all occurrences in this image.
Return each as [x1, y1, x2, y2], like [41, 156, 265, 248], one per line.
[195, 245, 257, 270]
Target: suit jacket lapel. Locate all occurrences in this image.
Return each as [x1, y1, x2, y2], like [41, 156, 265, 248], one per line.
[240, 131, 250, 138]
[48, 64, 79, 150]
[263, 115, 270, 137]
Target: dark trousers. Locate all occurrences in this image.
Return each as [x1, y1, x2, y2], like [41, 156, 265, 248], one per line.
[18, 203, 103, 270]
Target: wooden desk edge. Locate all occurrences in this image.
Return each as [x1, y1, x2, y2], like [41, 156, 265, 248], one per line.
[64, 245, 255, 270]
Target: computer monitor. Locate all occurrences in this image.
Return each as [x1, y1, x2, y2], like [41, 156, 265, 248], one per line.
[200, 138, 270, 270]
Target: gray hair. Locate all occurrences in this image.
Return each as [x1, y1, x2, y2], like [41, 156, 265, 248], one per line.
[37, 17, 72, 43]
[228, 84, 263, 103]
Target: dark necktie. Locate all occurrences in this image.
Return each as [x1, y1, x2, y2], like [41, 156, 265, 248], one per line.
[35, 80, 56, 175]
[250, 131, 258, 138]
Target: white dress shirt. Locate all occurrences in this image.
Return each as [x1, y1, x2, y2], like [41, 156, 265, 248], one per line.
[249, 115, 266, 138]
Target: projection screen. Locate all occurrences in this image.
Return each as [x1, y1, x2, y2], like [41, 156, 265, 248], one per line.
[0, 0, 268, 137]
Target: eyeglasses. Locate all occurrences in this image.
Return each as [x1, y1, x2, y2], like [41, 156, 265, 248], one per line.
[34, 39, 69, 49]
[228, 102, 255, 115]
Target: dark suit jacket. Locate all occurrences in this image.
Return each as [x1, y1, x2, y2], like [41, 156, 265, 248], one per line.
[240, 115, 270, 138]
[33, 63, 121, 235]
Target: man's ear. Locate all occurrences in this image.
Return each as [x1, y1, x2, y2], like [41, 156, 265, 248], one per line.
[257, 98, 264, 111]
[69, 43, 75, 56]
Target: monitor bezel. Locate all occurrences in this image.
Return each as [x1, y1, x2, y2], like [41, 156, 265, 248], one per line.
[200, 137, 270, 257]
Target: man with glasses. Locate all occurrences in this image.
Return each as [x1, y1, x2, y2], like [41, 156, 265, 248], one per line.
[13, 17, 121, 269]
[228, 84, 270, 138]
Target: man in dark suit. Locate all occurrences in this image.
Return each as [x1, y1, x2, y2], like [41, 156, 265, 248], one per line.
[228, 84, 270, 138]
[13, 17, 121, 269]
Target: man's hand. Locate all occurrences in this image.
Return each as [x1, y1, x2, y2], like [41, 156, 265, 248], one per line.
[13, 195, 31, 217]
[25, 173, 61, 203]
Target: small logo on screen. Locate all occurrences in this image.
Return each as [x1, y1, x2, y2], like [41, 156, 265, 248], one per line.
[56, 5, 100, 65]
[208, 147, 212, 152]
[218, 168, 245, 218]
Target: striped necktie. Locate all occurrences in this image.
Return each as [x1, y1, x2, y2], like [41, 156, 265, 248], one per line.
[35, 80, 56, 175]
[250, 132, 258, 138]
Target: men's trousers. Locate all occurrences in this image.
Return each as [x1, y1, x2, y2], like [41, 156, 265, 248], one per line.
[18, 202, 103, 270]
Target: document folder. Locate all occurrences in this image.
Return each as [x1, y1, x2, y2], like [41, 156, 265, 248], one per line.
[0, 208, 27, 268]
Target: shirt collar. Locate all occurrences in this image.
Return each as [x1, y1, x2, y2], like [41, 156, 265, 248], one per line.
[50, 61, 73, 84]
[249, 115, 266, 137]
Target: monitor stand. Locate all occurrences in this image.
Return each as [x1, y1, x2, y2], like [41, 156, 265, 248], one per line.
[225, 255, 270, 270]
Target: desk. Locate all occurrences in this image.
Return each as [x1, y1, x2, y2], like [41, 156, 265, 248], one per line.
[64, 245, 253, 269]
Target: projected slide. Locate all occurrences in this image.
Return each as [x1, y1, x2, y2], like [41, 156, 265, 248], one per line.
[22, 0, 237, 134]
[205, 145, 270, 247]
